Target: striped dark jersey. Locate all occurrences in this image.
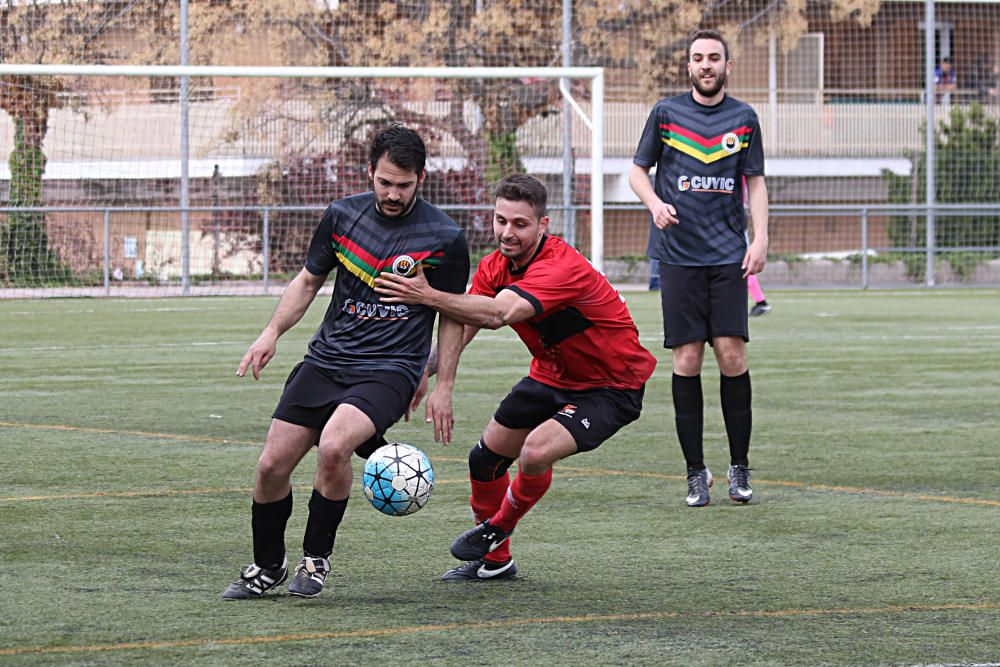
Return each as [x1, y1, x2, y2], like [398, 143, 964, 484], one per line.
[634, 92, 765, 266]
[470, 235, 656, 391]
[303, 192, 470, 390]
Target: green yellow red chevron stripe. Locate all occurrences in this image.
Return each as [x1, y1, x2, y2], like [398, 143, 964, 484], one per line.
[661, 123, 750, 164]
[331, 233, 443, 287]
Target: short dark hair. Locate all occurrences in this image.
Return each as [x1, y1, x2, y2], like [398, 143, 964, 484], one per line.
[369, 123, 427, 175]
[689, 29, 729, 62]
[494, 174, 548, 218]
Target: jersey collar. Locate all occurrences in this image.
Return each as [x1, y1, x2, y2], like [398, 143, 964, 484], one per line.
[508, 234, 549, 275]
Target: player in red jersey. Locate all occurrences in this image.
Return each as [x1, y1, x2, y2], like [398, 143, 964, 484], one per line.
[375, 174, 656, 580]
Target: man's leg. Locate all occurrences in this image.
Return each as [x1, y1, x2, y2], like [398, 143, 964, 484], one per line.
[222, 419, 317, 600]
[672, 341, 713, 507]
[713, 336, 753, 502]
[441, 422, 521, 581]
[451, 420, 575, 561]
[468, 423, 522, 564]
[285, 404, 375, 597]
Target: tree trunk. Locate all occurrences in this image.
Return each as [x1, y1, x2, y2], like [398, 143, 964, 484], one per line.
[1, 78, 68, 286]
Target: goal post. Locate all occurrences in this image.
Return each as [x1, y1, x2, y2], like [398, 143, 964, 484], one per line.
[0, 63, 605, 297]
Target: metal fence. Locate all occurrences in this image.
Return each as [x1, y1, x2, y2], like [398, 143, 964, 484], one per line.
[2, 203, 998, 298]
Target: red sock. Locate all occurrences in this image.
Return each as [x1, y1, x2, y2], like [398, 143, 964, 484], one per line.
[470, 475, 511, 563]
[490, 468, 553, 533]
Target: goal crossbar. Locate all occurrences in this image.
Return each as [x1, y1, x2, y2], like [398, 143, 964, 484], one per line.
[0, 64, 607, 271]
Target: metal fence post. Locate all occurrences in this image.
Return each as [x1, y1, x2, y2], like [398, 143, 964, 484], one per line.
[262, 208, 270, 295]
[103, 209, 111, 296]
[861, 208, 869, 290]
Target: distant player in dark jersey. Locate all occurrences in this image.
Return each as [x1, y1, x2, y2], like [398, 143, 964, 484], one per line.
[375, 174, 656, 580]
[628, 29, 769, 507]
[222, 124, 470, 600]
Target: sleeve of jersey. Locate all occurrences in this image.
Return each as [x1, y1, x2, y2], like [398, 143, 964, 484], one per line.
[633, 103, 665, 168]
[504, 256, 588, 318]
[469, 255, 498, 298]
[742, 111, 766, 176]
[303, 205, 340, 276]
[426, 230, 471, 295]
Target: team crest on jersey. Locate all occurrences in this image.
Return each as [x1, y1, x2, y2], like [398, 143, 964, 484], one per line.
[721, 132, 741, 154]
[391, 255, 417, 277]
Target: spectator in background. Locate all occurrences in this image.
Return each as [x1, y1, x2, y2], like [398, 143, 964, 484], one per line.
[748, 274, 771, 317]
[936, 57, 957, 104]
[981, 61, 1000, 103]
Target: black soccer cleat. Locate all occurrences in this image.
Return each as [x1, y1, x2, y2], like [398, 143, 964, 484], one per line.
[221, 559, 288, 600]
[450, 520, 513, 561]
[441, 558, 518, 581]
[287, 556, 330, 598]
[749, 301, 772, 317]
[727, 465, 753, 503]
[686, 468, 713, 507]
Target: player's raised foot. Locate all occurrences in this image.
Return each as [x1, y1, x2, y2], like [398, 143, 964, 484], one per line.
[287, 556, 330, 598]
[450, 520, 513, 561]
[749, 301, 772, 317]
[441, 558, 518, 582]
[221, 559, 288, 600]
[686, 468, 713, 507]
[727, 465, 753, 503]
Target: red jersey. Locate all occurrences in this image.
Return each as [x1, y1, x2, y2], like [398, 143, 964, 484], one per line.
[470, 235, 657, 390]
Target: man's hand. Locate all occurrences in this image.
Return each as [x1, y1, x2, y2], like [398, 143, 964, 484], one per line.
[374, 262, 431, 304]
[237, 328, 278, 380]
[650, 200, 679, 229]
[742, 238, 768, 278]
[424, 386, 454, 445]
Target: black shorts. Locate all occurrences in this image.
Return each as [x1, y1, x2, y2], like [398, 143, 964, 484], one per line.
[273, 362, 413, 457]
[493, 377, 645, 453]
[658, 262, 749, 348]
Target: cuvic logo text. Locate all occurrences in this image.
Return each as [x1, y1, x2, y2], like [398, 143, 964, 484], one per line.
[343, 299, 410, 320]
[677, 175, 736, 193]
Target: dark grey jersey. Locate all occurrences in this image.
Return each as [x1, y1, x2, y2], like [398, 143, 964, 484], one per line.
[634, 92, 765, 266]
[302, 192, 470, 390]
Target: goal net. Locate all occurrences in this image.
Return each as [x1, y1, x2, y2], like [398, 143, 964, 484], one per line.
[0, 64, 604, 297]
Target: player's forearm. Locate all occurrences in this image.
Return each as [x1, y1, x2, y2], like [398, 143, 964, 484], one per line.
[432, 316, 464, 390]
[747, 178, 770, 245]
[425, 291, 516, 330]
[628, 164, 661, 212]
[265, 269, 323, 338]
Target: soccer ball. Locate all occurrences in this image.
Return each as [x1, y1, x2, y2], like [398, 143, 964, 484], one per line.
[362, 443, 435, 516]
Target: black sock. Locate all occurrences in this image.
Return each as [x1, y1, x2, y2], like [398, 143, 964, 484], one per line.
[302, 489, 349, 559]
[672, 373, 704, 471]
[720, 371, 752, 467]
[251, 491, 292, 570]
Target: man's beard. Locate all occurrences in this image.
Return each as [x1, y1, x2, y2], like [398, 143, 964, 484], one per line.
[691, 69, 727, 98]
[376, 194, 416, 217]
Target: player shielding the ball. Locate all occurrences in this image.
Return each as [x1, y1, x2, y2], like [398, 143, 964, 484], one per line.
[221, 125, 469, 600]
[375, 174, 656, 580]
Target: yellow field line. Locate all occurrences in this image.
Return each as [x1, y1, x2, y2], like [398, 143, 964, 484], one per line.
[1, 602, 996, 657]
[0, 421, 257, 446]
[2, 422, 997, 508]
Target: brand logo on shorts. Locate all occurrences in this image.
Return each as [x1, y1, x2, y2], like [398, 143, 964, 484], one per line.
[581, 418, 591, 429]
[343, 299, 410, 320]
[721, 132, 742, 154]
[557, 404, 577, 417]
[391, 255, 417, 276]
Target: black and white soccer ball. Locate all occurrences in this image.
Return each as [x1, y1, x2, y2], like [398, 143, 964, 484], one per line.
[361, 443, 435, 516]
